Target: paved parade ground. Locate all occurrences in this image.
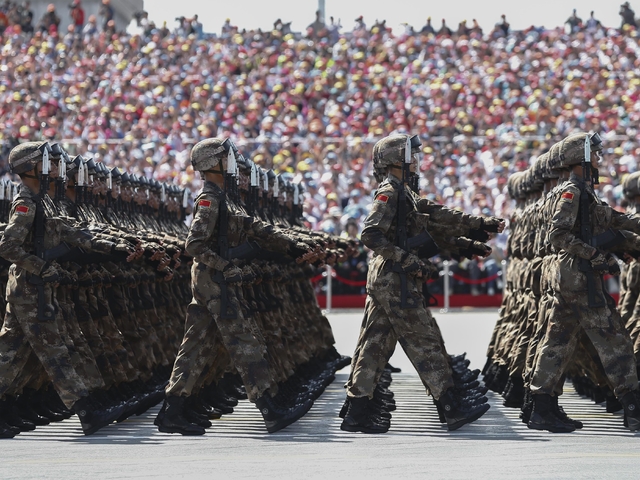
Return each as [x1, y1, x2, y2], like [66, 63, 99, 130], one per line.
[3, 309, 640, 480]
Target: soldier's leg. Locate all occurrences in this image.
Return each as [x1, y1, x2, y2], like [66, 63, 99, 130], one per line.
[347, 296, 397, 398]
[204, 288, 272, 403]
[359, 291, 454, 400]
[10, 303, 88, 408]
[530, 293, 581, 395]
[165, 302, 217, 397]
[579, 297, 638, 397]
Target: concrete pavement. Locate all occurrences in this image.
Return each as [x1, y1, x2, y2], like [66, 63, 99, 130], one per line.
[3, 309, 640, 480]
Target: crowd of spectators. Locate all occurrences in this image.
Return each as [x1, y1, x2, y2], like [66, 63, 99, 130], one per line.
[1, 3, 640, 292]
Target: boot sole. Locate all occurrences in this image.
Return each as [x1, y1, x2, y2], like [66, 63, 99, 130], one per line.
[527, 422, 575, 433]
[339, 422, 388, 434]
[447, 404, 490, 431]
[157, 425, 205, 436]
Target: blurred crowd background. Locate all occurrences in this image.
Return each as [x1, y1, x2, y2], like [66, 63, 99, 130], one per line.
[1, 1, 639, 294]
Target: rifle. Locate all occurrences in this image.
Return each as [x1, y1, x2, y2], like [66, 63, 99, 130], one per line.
[213, 141, 238, 320]
[30, 143, 56, 321]
[392, 137, 415, 309]
[578, 135, 606, 308]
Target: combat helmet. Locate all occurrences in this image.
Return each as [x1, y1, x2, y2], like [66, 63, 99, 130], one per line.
[190, 137, 228, 172]
[8, 141, 51, 175]
[623, 171, 640, 199]
[556, 132, 603, 169]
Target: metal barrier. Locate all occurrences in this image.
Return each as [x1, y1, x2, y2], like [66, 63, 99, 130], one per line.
[321, 260, 507, 313]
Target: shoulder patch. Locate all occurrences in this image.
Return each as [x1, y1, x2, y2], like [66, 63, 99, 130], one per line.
[561, 192, 574, 202]
[375, 194, 389, 204]
[198, 200, 212, 209]
[15, 205, 30, 215]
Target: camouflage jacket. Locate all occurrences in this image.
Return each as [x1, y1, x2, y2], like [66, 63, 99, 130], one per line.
[550, 172, 640, 260]
[186, 181, 295, 271]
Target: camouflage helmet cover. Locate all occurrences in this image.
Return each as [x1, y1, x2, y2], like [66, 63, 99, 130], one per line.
[373, 134, 410, 168]
[8, 141, 48, 175]
[190, 137, 226, 172]
[622, 171, 640, 199]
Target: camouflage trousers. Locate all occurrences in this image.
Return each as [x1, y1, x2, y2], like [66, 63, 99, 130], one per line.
[530, 286, 638, 398]
[166, 264, 273, 402]
[347, 275, 454, 400]
[0, 300, 88, 408]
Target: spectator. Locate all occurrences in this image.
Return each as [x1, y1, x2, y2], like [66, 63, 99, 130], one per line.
[586, 11, 604, 34]
[69, 0, 84, 34]
[99, 0, 113, 31]
[20, 2, 33, 34]
[620, 2, 637, 28]
[307, 10, 325, 40]
[82, 13, 97, 38]
[565, 9, 582, 33]
[190, 14, 203, 39]
[37, 3, 59, 34]
[420, 17, 434, 35]
[496, 14, 509, 36]
[438, 18, 452, 36]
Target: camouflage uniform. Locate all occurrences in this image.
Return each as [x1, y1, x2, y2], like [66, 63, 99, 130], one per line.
[0, 185, 113, 408]
[530, 172, 640, 398]
[166, 180, 294, 402]
[347, 173, 455, 400]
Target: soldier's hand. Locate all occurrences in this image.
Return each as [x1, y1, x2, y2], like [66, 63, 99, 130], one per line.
[421, 262, 439, 280]
[471, 241, 492, 258]
[467, 228, 490, 242]
[401, 253, 424, 275]
[150, 247, 166, 262]
[590, 250, 609, 270]
[289, 241, 311, 260]
[223, 264, 243, 285]
[481, 217, 505, 233]
[40, 265, 60, 284]
[607, 256, 621, 276]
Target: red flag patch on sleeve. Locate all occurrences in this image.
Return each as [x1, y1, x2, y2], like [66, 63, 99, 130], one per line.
[15, 205, 29, 215]
[375, 194, 389, 204]
[198, 200, 211, 209]
[561, 192, 574, 202]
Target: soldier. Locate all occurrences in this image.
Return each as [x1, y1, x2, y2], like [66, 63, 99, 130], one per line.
[341, 134, 500, 433]
[156, 137, 313, 436]
[0, 142, 130, 436]
[528, 132, 640, 432]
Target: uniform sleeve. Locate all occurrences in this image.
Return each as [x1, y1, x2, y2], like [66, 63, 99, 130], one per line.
[416, 196, 483, 230]
[59, 220, 115, 253]
[548, 185, 596, 259]
[185, 194, 228, 270]
[361, 186, 406, 262]
[245, 218, 294, 254]
[0, 198, 46, 275]
[609, 209, 640, 234]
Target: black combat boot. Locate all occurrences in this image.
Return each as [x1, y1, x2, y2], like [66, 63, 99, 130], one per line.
[520, 389, 533, 425]
[605, 389, 623, 413]
[2, 397, 36, 432]
[340, 396, 389, 434]
[183, 396, 212, 428]
[503, 375, 525, 409]
[384, 362, 401, 373]
[619, 391, 640, 432]
[255, 391, 312, 433]
[15, 389, 50, 426]
[551, 396, 583, 429]
[155, 396, 205, 435]
[0, 399, 20, 437]
[437, 389, 490, 431]
[73, 396, 125, 436]
[527, 394, 575, 433]
[194, 391, 222, 420]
